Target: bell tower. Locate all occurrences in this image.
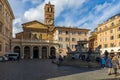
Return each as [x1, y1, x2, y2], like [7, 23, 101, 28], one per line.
[44, 1, 54, 31]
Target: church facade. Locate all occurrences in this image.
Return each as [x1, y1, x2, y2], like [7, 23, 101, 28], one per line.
[11, 2, 58, 59]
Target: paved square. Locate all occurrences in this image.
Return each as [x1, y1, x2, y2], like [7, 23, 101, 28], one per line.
[0, 60, 120, 80]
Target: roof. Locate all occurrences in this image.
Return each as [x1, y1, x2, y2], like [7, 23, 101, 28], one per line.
[55, 26, 90, 31]
[22, 20, 48, 29]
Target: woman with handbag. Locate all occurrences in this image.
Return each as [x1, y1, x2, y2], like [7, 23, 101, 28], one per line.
[112, 54, 119, 77]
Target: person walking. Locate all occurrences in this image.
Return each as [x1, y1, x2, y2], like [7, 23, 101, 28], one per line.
[104, 50, 109, 61]
[106, 55, 112, 75]
[58, 52, 63, 64]
[101, 56, 105, 68]
[112, 54, 119, 77]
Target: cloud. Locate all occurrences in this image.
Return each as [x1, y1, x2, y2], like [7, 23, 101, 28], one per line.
[22, 0, 42, 5]
[12, 18, 23, 37]
[24, 3, 44, 22]
[80, 1, 120, 30]
[94, 2, 110, 13]
[8, 0, 120, 37]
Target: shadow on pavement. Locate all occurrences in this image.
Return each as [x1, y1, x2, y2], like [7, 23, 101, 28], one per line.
[0, 59, 101, 80]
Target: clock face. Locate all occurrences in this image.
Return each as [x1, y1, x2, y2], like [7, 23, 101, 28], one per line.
[48, 20, 53, 25]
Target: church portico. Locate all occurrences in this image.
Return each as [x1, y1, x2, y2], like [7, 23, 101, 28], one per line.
[11, 39, 58, 59]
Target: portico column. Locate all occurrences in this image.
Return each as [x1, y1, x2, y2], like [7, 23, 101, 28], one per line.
[30, 46, 33, 59]
[21, 46, 24, 59]
[46, 46, 49, 58]
[11, 46, 14, 53]
[55, 46, 59, 58]
[39, 46, 42, 59]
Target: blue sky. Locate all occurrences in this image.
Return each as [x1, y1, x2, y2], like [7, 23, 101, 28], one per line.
[8, 0, 120, 37]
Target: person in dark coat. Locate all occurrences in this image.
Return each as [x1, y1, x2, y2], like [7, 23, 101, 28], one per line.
[104, 50, 109, 60]
[106, 55, 112, 75]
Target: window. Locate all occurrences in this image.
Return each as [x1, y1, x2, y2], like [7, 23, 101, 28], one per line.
[78, 38, 81, 41]
[119, 19, 120, 24]
[100, 28, 102, 32]
[59, 44, 63, 48]
[100, 38, 102, 42]
[110, 30, 113, 33]
[118, 27, 120, 31]
[0, 44, 1, 52]
[0, 4, 2, 12]
[66, 31, 69, 35]
[85, 32, 87, 36]
[118, 34, 120, 38]
[119, 42, 120, 46]
[29, 33, 32, 39]
[58, 37, 62, 41]
[110, 43, 114, 47]
[65, 37, 69, 42]
[105, 32, 107, 35]
[105, 26, 108, 30]
[34, 34, 37, 39]
[104, 44, 108, 48]
[72, 38, 76, 42]
[0, 22, 2, 32]
[78, 32, 81, 35]
[72, 31, 75, 35]
[111, 22, 114, 27]
[58, 30, 62, 34]
[72, 45, 75, 49]
[66, 44, 69, 48]
[110, 36, 114, 40]
[105, 37, 107, 41]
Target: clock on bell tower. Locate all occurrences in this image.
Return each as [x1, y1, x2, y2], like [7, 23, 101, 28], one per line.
[44, 2, 54, 31]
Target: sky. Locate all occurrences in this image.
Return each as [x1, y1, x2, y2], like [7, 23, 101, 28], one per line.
[8, 0, 120, 37]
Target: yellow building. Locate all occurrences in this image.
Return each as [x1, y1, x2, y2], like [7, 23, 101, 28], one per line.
[95, 13, 120, 54]
[0, 0, 14, 56]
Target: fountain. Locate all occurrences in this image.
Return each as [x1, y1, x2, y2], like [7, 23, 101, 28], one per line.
[66, 40, 88, 60]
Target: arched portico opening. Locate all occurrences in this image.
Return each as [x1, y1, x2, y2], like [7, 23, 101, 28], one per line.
[42, 47, 47, 59]
[50, 47, 56, 59]
[24, 46, 30, 59]
[33, 46, 39, 59]
[14, 46, 20, 59]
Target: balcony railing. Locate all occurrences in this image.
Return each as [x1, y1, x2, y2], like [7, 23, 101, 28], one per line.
[12, 38, 58, 44]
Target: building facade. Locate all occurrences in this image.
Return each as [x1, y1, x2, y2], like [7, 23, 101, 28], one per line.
[95, 13, 120, 54]
[0, 0, 14, 56]
[54, 27, 89, 56]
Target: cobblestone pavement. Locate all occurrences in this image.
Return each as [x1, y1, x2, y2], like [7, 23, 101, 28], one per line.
[0, 59, 120, 80]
